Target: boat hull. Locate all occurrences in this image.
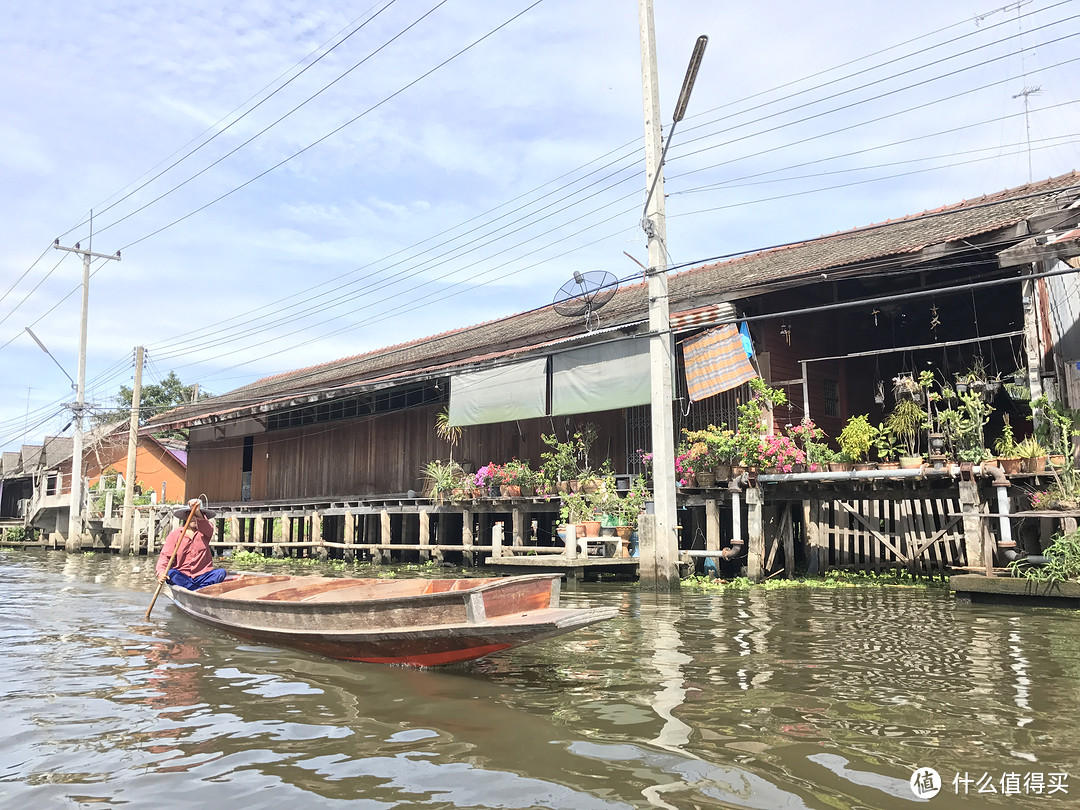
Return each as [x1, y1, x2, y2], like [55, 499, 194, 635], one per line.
[165, 573, 616, 667]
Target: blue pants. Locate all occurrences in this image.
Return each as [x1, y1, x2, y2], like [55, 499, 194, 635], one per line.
[167, 568, 227, 590]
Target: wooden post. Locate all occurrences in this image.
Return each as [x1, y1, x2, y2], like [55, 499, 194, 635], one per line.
[146, 509, 157, 555]
[462, 506, 474, 566]
[436, 513, 448, 563]
[512, 504, 525, 550]
[253, 514, 265, 554]
[491, 520, 504, 559]
[344, 512, 356, 562]
[229, 516, 241, 552]
[959, 481, 985, 572]
[780, 504, 794, 578]
[281, 515, 292, 558]
[803, 500, 819, 575]
[312, 511, 325, 560]
[380, 509, 391, 564]
[746, 487, 765, 581]
[419, 509, 430, 562]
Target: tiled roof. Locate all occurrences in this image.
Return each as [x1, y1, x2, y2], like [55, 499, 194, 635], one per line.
[147, 171, 1080, 428]
[41, 436, 73, 469]
[2, 451, 23, 478]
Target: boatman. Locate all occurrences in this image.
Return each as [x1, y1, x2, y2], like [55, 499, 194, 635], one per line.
[155, 499, 227, 590]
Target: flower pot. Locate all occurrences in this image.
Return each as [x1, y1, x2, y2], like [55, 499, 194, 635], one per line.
[696, 471, 716, 487]
[500, 484, 522, 497]
[878, 461, 901, 470]
[556, 481, 571, 494]
[854, 462, 876, 471]
[488, 484, 501, 497]
[899, 456, 924, 470]
[581, 520, 602, 537]
[712, 464, 731, 481]
[828, 461, 854, 472]
[1022, 456, 1048, 474]
[998, 457, 1022, 475]
[1049, 454, 1067, 469]
[614, 525, 633, 541]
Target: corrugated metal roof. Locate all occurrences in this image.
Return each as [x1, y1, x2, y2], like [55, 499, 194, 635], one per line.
[147, 171, 1080, 429]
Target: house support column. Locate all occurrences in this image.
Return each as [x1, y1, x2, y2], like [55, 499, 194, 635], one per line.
[462, 506, 474, 566]
[379, 510, 391, 564]
[705, 496, 720, 572]
[746, 487, 765, 581]
[343, 512, 356, 562]
[959, 480, 986, 573]
[419, 510, 430, 562]
[253, 515, 264, 554]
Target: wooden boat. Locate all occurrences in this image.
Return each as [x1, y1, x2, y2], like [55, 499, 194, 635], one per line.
[164, 572, 616, 667]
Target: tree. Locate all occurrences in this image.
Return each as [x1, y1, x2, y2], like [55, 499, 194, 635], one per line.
[92, 371, 205, 435]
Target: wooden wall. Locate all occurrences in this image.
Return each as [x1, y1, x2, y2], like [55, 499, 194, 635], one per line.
[186, 405, 630, 504]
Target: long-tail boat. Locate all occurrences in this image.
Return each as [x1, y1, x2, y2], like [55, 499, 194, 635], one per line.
[164, 572, 615, 667]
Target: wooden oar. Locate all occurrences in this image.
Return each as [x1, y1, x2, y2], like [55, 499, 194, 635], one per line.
[144, 503, 199, 620]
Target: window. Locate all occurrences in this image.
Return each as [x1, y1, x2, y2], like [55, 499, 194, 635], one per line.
[823, 379, 840, 418]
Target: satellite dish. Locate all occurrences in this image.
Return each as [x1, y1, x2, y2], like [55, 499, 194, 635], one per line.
[553, 271, 618, 331]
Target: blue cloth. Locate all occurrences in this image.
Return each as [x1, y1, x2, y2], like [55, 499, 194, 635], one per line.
[739, 322, 754, 358]
[167, 567, 227, 590]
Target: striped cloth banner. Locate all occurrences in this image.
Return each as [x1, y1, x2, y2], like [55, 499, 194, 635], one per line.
[682, 324, 758, 402]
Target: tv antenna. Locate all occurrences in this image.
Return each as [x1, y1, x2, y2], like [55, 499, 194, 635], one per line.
[552, 270, 618, 332]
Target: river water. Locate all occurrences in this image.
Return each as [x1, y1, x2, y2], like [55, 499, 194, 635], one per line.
[2, 549, 1078, 809]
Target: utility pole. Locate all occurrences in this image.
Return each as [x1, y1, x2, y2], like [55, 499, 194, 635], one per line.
[53, 239, 120, 551]
[120, 346, 144, 555]
[637, 0, 705, 590]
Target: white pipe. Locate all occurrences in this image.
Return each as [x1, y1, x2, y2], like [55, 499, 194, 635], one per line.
[755, 464, 988, 484]
[996, 485, 1014, 548]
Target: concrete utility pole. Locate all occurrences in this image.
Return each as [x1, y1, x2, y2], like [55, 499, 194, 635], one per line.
[637, 0, 706, 589]
[53, 240, 120, 551]
[120, 346, 144, 555]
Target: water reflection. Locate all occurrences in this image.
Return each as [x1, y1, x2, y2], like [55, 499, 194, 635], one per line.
[3, 549, 1080, 808]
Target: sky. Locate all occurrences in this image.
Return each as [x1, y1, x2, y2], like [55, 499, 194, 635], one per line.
[1, 0, 1079, 453]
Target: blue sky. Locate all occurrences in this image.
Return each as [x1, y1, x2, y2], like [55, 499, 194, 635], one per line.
[1, 0, 1078, 452]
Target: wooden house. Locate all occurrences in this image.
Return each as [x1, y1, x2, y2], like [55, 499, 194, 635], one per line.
[143, 172, 1080, 576]
[151, 173, 1080, 496]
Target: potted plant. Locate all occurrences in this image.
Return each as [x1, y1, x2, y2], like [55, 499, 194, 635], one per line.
[759, 434, 805, 473]
[540, 432, 580, 492]
[474, 463, 503, 497]
[873, 422, 903, 469]
[559, 489, 599, 538]
[422, 460, 463, 505]
[500, 458, 536, 497]
[994, 415, 1023, 474]
[1015, 437, 1048, 474]
[886, 397, 927, 468]
[806, 440, 837, 472]
[838, 414, 877, 468]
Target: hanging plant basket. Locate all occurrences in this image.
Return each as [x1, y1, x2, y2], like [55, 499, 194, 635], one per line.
[892, 374, 923, 403]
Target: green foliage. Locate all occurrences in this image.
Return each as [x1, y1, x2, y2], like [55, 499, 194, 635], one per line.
[1009, 529, 1080, 583]
[421, 459, 464, 504]
[994, 415, 1018, 457]
[595, 473, 648, 527]
[872, 422, 903, 462]
[837, 414, 876, 462]
[1015, 436, 1047, 459]
[92, 371, 206, 437]
[885, 397, 927, 457]
[434, 408, 462, 463]
[684, 569, 938, 590]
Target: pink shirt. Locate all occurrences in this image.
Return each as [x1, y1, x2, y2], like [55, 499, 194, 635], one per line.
[156, 516, 216, 579]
